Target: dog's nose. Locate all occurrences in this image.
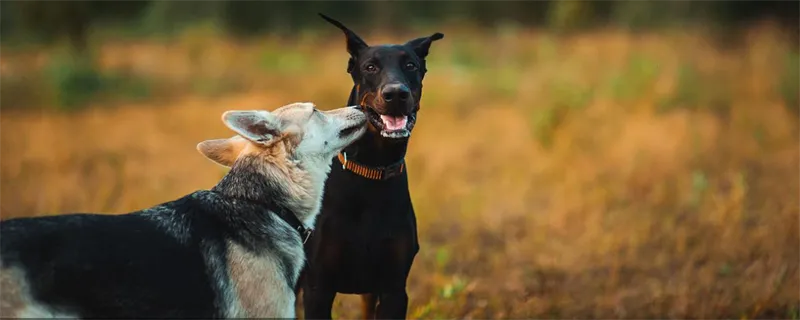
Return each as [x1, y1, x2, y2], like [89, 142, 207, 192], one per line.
[381, 84, 411, 103]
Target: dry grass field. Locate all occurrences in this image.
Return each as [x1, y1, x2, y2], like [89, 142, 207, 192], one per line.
[1, 23, 798, 318]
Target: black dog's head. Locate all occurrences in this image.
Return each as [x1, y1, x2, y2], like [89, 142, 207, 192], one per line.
[320, 13, 443, 140]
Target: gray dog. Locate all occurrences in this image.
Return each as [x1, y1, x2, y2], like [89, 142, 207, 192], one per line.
[0, 102, 366, 318]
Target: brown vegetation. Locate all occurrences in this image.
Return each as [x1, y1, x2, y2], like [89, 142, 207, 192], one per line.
[1, 23, 798, 318]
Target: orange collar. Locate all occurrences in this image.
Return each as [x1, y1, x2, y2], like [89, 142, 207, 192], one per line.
[337, 152, 406, 180]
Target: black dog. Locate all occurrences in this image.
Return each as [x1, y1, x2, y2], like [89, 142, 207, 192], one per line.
[300, 14, 443, 320]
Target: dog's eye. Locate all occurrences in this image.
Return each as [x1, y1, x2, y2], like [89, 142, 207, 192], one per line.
[365, 64, 378, 73]
[405, 62, 418, 71]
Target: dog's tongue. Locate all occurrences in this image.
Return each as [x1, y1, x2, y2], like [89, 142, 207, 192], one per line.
[380, 115, 408, 131]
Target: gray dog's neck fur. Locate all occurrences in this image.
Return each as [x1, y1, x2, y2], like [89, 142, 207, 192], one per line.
[210, 154, 324, 228]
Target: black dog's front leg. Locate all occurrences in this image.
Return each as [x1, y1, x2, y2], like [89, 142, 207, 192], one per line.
[302, 286, 336, 320]
[375, 291, 409, 320]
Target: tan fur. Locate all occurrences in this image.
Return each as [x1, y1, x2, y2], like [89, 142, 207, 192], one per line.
[198, 130, 317, 223]
[0, 268, 75, 318]
[361, 293, 377, 319]
[251, 140, 312, 203]
[196, 136, 249, 167]
[226, 242, 295, 318]
[0, 269, 25, 318]
[358, 92, 386, 135]
[198, 133, 296, 169]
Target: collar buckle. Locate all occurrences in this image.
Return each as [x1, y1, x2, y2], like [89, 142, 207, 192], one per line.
[299, 226, 313, 244]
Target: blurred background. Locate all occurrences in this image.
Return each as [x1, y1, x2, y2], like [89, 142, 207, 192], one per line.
[1, 1, 798, 318]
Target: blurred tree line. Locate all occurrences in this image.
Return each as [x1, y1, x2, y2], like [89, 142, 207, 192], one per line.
[1, 0, 798, 51]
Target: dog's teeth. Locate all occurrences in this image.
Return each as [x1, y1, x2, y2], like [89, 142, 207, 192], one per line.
[379, 115, 408, 131]
[380, 130, 410, 138]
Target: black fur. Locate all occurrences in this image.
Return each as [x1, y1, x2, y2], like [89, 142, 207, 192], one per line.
[301, 14, 443, 320]
[2, 209, 221, 318]
[0, 155, 305, 318]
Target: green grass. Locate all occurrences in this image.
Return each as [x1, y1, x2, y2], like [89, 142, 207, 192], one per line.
[779, 51, 799, 114]
[608, 53, 661, 102]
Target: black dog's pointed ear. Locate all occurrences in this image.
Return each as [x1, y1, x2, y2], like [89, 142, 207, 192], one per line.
[319, 13, 368, 57]
[405, 32, 444, 59]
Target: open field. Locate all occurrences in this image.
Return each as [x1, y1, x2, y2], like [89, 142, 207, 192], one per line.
[1, 23, 798, 318]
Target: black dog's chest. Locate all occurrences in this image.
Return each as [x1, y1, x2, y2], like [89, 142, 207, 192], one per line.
[309, 166, 419, 293]
[323, 166, 416, 235]
[313, 216, 418, 294]
[319, 170, 417, 247]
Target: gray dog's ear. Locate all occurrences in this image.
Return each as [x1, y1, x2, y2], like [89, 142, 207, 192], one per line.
[196, 136, 249, 168]
[319, 13, 368, 58]
[405, 33, 444, 59]
[221, 110, 282, 145]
